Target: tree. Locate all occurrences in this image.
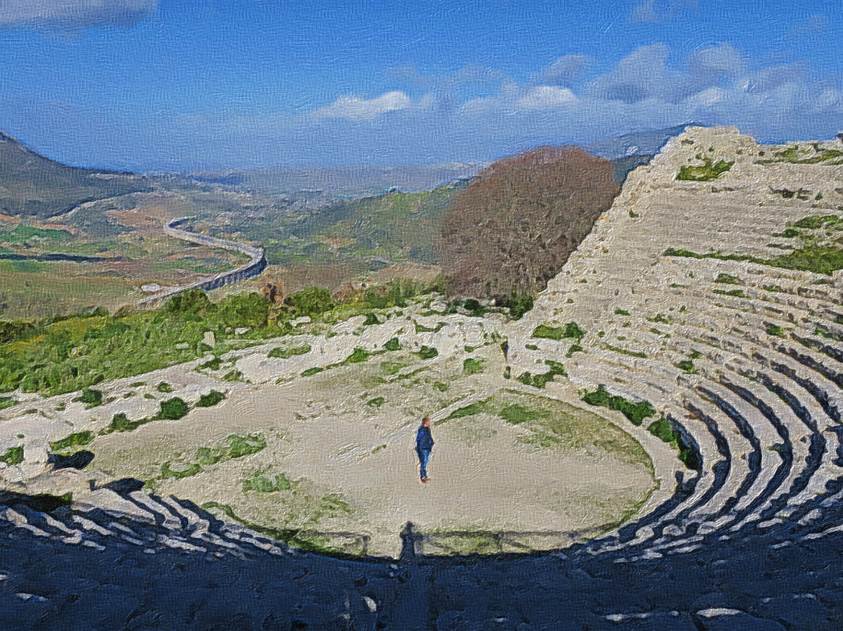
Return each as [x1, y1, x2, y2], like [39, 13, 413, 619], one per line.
[439, 147, 619, 299]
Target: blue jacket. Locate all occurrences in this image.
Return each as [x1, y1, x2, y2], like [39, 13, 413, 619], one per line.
[416, 425, 434, 451]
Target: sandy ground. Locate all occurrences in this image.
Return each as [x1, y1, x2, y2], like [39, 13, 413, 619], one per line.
[81, 337, 655, 557]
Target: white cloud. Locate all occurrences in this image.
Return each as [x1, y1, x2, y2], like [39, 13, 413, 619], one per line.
[516, 86, 577, 109]
[0, 0, 158, 28]
[587, 43, 694, 103]
[689, 43, 746, 80]
[540, 54, 593, 85]
[312, 90, 413, 121]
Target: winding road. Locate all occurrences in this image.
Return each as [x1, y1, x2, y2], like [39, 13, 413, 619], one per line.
[138, 216, 267, 306]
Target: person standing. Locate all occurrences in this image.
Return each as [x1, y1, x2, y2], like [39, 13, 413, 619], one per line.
[415, 416, 435, 483]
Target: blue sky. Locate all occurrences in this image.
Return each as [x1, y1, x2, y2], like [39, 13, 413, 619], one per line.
[0, 0, 841, 171]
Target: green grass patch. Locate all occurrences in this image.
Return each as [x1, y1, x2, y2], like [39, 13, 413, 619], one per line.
[676, 158, 734, 181]
[223, 369, 244, 382]
[516, 360, 566, 389]
[715, 273, 742, 285]
[792, 214, 843, 230]
[614, 308, 631, 316]
[49, 430, 94, 452]
[462, 357, 485, 376]
[160, 461, 202, 480]
[156, 382, 174, 393]
[301, 366, 324, 377]
[0, 445, 23, 465]
[532, 322, 585, 341]
[367, 396, 385, 409]
[243, 470, 294, 493]
[343, 347, 373, 365]
[665, 245, 843, 276]
[498, 403, 544, 425]
[197, 390, 226, 408]
[104, 412, 143, 433]
[417, 346, 439, 360]
[268, 343, 311, 359]
[433, 381, 449, 392]
[766, 324, 786, 337]
[383, 337, 400, 351]
[0, 396, 17, 410]
[604, 344, 647, 359]
[582, 385, 656, 426]
[442, 400, 489, 422]
[713, 288, 747, 298]
[676, 359, 696, 374]
[565, 343, 583, 358]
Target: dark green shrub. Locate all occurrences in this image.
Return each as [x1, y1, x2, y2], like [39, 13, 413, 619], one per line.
[158, 397, 189, 420]
[582, 385, 656, 425]
[197, 390, 225, 407]
[383, 337, 400, 351]
[157, 382, 174, 393]
[75, 388, 103, 408]
[497, 293, 533, 319]
[285, 287, 335, 316]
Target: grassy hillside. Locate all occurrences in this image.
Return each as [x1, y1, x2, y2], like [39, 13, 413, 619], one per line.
[224, 184, 462, 268]
[0, 132, 151, 218]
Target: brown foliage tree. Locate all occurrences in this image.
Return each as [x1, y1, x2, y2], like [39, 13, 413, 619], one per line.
[439, 146, 619, 299]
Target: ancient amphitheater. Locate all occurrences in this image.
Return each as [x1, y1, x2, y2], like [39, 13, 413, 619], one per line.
[1, 127, 842, 629]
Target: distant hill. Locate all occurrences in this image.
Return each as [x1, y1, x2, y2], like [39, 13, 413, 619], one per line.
[187, 164, 481, 200]
[589, 123, 701, 160]
[440, 147, 620, 299]
[0, 132, 151, 218]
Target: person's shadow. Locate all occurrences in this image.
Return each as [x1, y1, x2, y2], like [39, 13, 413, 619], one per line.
[399, 521, 417, 561]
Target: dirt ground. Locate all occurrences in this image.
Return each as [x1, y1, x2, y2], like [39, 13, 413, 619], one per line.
[87, 342, 655, 557]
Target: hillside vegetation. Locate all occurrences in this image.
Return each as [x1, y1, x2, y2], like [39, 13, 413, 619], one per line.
[224, 185, 461, 268]
[0, 132, 150, 218]
[440, 147, 620, 299]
